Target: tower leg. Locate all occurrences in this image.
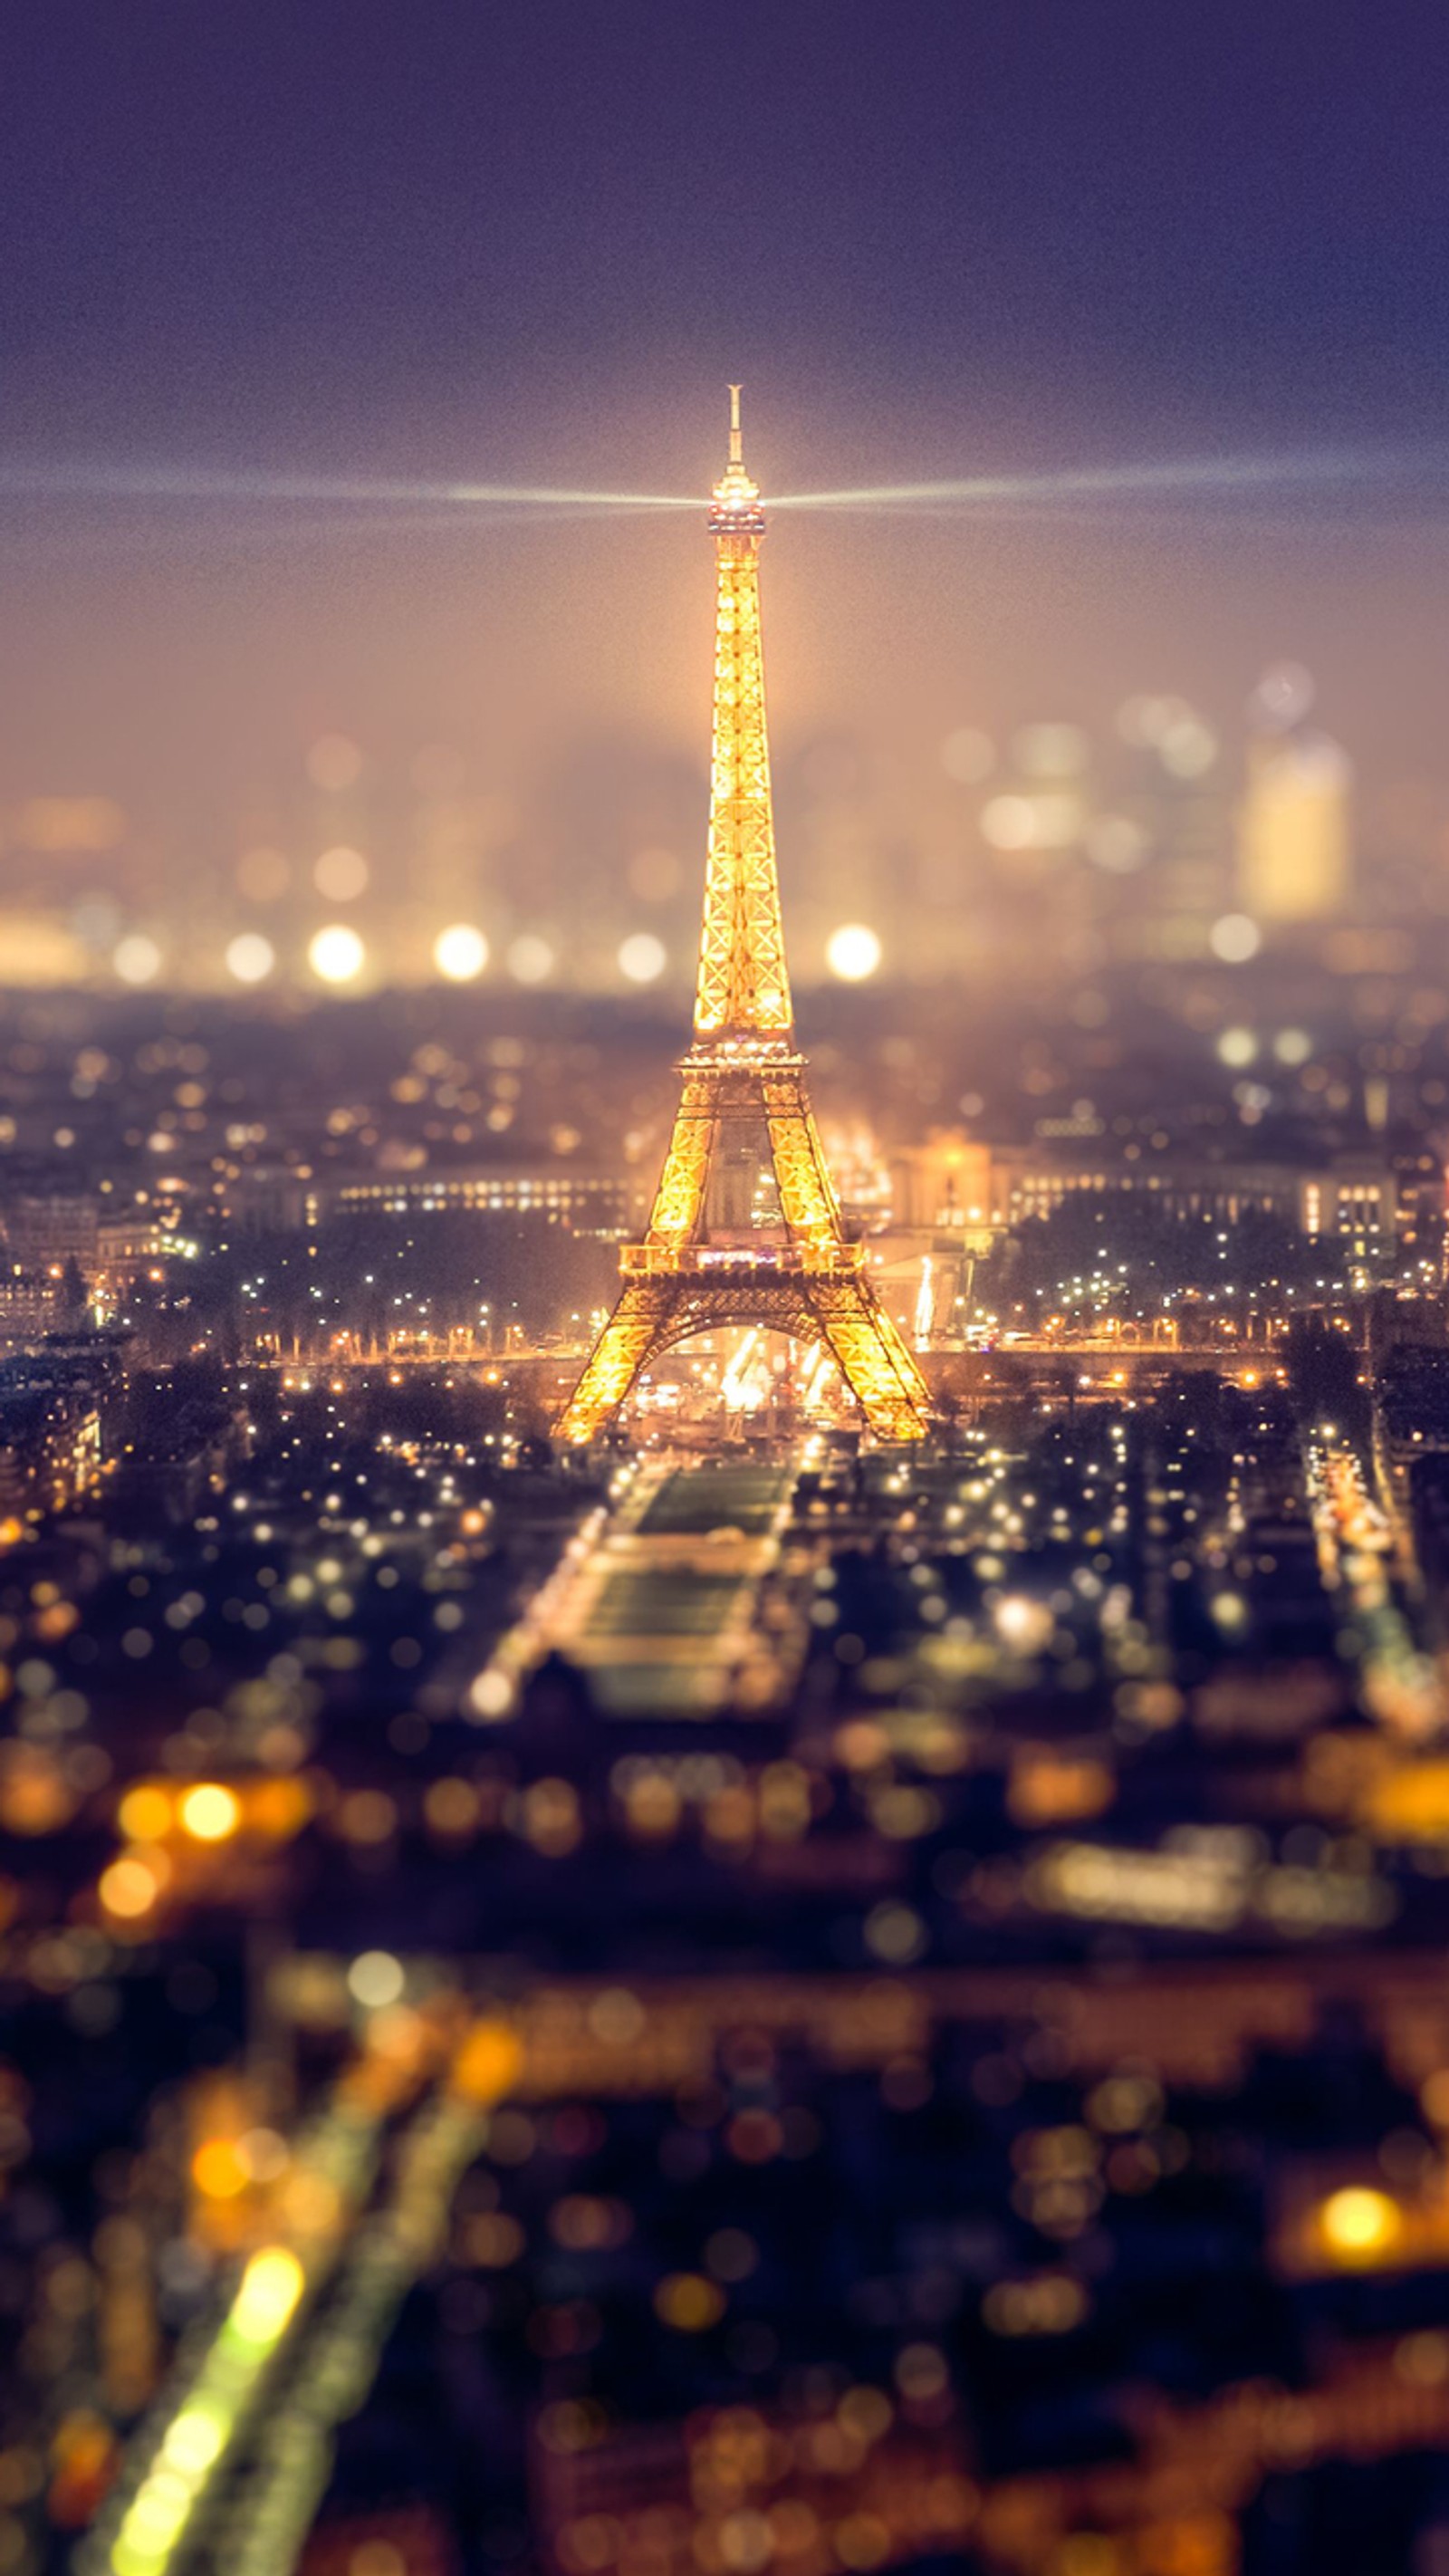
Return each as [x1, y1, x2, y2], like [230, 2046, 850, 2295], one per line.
[555, 1280, 676, 1445]
[809, 1277, 932, 1440]
[763, 1080, 844, 1254]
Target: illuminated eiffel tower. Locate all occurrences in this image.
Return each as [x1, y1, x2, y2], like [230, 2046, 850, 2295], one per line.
[557, 394, 931, 1447]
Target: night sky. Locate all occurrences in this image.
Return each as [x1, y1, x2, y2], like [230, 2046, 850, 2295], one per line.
[5, 0, 1448, 463]
[0, 0, 1446, 876]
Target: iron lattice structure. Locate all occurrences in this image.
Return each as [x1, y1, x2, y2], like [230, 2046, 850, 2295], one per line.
[556, 393, 931, 1446]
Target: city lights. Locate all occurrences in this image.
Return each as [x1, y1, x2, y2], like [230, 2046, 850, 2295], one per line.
[1318, 2186, 1404, 2263]
[1210, 911, 1262, 963]
[347, 1948, 406, 2008]
[433, 922, 489, 980]
[225, 931, 275, 984]
[178, 1782, 242, 1841]
[10, 341, 1449, 2576]
[98, 1852, 164, 1918]
[113, 934, 163, 985]
[307, 922, 367, 983]
[618, 930, 667, 984]
[312, 845, 369, 902]
[824, 922, 883, 982]
[1216, 1025, 1258, 1067]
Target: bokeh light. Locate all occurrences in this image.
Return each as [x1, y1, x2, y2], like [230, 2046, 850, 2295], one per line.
[825, 923, 882, 982]
[225, 932, 275, 985]
[312, 846, 369, 902]
[1210, 912, 1262, 963]
[308, 923, 366, 985]
[348, 1949, 406, 2008]
[618, 931, 667, 985]
[179, 1783, 241, 1841]
[1217, 1026, 1259, 1067]
[113, 935, 162, 985]
[433, 923, 489, 981]
[1252, 661, 1315, 730]
[1319, 2186, 1403, 2263]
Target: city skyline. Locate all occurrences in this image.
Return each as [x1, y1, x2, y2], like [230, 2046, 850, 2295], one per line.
[9, 12, 1449, 2576]
[0, 397, 1439, 1001]
[3, 0, 1449, 996]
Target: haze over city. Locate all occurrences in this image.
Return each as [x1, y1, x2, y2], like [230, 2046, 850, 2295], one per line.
[2, 0, 1449, 999]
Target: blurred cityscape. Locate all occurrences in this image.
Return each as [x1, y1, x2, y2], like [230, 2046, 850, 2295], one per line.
[8, 505, 1449, 2576]
[0, 640, 1436, 1008]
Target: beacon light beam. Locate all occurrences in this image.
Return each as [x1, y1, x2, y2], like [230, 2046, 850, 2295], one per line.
[0, 444, 1446, 524]
[769, 444, 1449, 511]
[0, 461, 696, 510]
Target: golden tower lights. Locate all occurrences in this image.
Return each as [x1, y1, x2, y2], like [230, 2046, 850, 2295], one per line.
[555, 393, 931, 1445]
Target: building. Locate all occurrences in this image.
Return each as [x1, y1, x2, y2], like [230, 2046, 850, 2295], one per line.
[321, 1166, 636, 1237]
[2, 1192, 100, 1274]
[0, 1274, 63, 1352]
[1000, 1143, 1409, 1250]
[888, 1133, 1007, 1242]
[92, 1216, 200, 1309]
[0, 1369, 101, 1520]
[1237, 732, 1351, 924]
[1372, 1341, 1449, 1538]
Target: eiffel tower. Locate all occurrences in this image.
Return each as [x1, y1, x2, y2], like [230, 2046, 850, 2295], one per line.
[556, 392, 931, 1447]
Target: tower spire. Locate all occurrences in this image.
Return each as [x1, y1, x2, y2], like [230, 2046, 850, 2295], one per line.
[696, 383, 791, 1040]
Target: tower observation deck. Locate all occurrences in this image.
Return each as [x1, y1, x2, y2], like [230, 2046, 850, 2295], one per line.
[555, 393, 931, 1445]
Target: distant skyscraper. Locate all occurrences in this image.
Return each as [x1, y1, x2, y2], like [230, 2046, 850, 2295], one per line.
[1236, 666, 1351, 923]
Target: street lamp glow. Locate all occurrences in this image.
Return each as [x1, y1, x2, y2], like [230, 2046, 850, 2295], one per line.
[348, 1948, 406, 2007]
[308, 923, 366, 985]
[1319, 2185, 1402, 2263]
[825, 922, 882, 982]
[225, 932, 275, 985]
[179, 1782, 242, 1841]
[434, 923, 489, 981]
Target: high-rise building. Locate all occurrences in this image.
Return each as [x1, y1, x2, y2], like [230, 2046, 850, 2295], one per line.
[1237, 668, 1351, 923]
